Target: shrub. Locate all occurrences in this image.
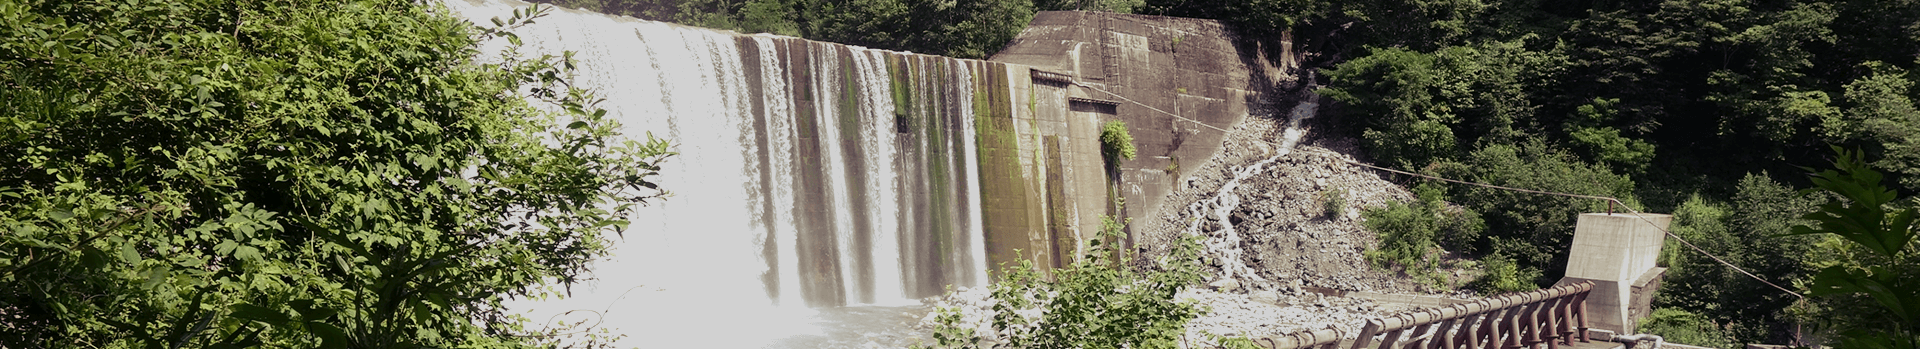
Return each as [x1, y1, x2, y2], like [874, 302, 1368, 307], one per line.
[1362, 200, 1439, 274]
[1640, 308, 1739, 349]
[920, 216, 1209, 349]
[1470, 253, 1542, 294]
[1321, 188, 1347, 218]
[1360, 182, 1483, 286]
[1101, 120, 1137, 165]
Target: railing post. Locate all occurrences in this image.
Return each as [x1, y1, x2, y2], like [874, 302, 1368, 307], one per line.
[1455, 313, 1483, 349]
[1483, 305, 1510, 349]
[1543, 295, 1565, 349]
[1503, 300, 1527, 349]
[1525, 299, 1550, 349]
[1351, 319, 1384, 349]
[1425, 308, 1463, 349]
[1317, 325, 1347, 349]
[1413, 319, 1451, 349]
[1572, 291, 1590, 343]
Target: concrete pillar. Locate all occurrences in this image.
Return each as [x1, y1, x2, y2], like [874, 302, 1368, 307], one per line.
[1557, 212, 1671, 334]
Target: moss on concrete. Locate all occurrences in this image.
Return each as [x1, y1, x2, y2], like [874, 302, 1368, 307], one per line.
[973, 63, 1035, 278]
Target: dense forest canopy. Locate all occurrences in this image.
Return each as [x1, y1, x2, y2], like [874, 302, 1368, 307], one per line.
[553, 0, 1920, 346]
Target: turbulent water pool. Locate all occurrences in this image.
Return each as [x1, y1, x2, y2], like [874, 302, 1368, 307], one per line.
[766, 305, 934, 348]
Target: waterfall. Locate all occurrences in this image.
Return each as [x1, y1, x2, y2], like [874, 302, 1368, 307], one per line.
[441, 0, 996, 345]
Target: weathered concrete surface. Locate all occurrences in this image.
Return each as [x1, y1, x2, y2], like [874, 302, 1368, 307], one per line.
[1557, 213, 1673, 334]
[990, 11, 1296, 250]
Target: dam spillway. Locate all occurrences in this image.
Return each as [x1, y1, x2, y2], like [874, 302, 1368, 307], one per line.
[442, 0, 1284, 345]
[444, 0, 1001, 308]
[441, 0, 1125, 317]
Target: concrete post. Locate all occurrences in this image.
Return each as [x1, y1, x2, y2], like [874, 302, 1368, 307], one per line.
[1557, 212, 1671, 334]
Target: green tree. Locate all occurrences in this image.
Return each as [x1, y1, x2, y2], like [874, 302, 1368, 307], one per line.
[1431, 140, 1639, 285]
[1564, 98, 1657, 173]
[0, 1, 668, 347]
[1654, 176, 1821, 344]
[1320, 39, 1560, 168]
[1825, 62, 1920, 192]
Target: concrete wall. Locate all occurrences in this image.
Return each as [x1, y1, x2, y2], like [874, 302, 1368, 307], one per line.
[991, 11, 1294, 250]
[1557, 213, 1673, 334]
[972, 62, 1113, 276]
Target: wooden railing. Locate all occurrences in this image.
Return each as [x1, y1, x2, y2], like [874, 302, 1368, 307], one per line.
[1241, 281, 1595, 349]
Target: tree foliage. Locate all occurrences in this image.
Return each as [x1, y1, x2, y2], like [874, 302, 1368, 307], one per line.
[0, 0, 669, 347]
[1656, 175, 1821, 343]
[1423, 141, 1639, 284]
[1360, 182, 1484, 288]
[1786, 148, 1920, 349]
[529, 0, 1041, 59]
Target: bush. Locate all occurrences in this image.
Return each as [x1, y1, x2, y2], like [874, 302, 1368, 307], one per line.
[1470, 253, 1542, 294]
[1360, 182, 1483, 287]
[1362, 200, 1441, 278]
[1640, 308, 1740, 349]
[920, 216, 1208, 349]
[1101, 120, 1138, 165]
[1321, 188, 1348, 218]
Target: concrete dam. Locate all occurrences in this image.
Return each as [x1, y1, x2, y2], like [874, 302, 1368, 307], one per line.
[444, 0, 1293, 344]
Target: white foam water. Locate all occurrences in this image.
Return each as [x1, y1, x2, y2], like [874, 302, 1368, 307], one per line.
[439, 0, 992, 346]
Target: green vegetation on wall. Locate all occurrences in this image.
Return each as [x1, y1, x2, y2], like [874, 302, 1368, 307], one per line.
[0, 1, 669, 347]
[1100, 120, 1137, 167]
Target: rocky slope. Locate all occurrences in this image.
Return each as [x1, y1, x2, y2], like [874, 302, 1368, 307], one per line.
[1134, 96, 1477, 345]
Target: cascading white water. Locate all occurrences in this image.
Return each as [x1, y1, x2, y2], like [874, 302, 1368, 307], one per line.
[442, 0, 994, 346]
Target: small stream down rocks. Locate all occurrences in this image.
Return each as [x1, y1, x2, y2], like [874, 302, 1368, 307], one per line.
[1182, 92, 1318, 285]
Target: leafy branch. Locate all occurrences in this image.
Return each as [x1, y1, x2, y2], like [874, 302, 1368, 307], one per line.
[1787, 147, 1920, 348]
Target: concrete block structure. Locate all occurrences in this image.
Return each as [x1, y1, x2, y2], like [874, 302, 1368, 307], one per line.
[1557, 213, 1673, 334]
[991, 11, 1296, 250]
